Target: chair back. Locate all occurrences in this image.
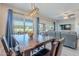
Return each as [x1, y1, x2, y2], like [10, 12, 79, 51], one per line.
[39, 38, 59, 56]
[55, 38, 64, 56]
[32, 39, 55, 56]
[1, 36, 12, 56]
[50, 41, 58, 56]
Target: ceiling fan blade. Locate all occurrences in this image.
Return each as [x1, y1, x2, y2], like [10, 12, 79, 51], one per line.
[68, 14, 75, 17]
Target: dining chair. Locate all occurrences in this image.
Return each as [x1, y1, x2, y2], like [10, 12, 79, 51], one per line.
[55, 38, 64, 56]
[46, 38, 64, 56]
[1, 36, 12, 56]
[32, 39, 57, 56]
[32, 38, 64, 56]
[43, 41, 58, 56]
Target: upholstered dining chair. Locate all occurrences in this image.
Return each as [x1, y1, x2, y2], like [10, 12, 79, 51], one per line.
[45, 38, 64, 56]
[32, 39, 57, 56]
[32, 38, 64, 56]
[1, 36, 13, 56]
[55, 38, 64, 56]
[1, 36, 23, 56]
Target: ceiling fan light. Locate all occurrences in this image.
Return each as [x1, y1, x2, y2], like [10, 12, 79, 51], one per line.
[64, 16, 68, 19]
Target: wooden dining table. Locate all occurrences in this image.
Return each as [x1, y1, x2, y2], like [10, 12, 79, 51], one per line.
[20, 36, 54, 56]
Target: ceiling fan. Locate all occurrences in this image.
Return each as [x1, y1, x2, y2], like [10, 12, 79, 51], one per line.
[26, 3, 39, 17]
[63, 12, 75, 19]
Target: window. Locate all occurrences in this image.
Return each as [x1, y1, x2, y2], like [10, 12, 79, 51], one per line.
[45, 23, 54, 31]
[13, 15, 33, 45]
[39, 23, 44, 32]
[13, 16, 24, 34]
[25, 20, 33, 33]
[13, 15, 33, 34]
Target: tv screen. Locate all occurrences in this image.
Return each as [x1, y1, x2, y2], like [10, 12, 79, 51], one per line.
[60, 24, 71, 30]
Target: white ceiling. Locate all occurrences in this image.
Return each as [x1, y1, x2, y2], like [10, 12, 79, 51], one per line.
[5, 3, 79, 20]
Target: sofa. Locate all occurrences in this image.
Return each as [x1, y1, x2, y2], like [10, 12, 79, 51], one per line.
[46, 31, 78, 49]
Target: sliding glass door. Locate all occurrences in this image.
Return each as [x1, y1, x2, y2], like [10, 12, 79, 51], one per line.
[13, 17, 33, 34]
[13, 17, 24, 34]
[13, 15, 33, 46]
[25, 20, 33, 33]
[39, 23, 44, 33]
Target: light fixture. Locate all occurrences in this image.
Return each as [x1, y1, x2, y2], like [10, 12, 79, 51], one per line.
[64, 16, 68, 19]
[30, 7, 39, 17]
[26, 4, 39, 17]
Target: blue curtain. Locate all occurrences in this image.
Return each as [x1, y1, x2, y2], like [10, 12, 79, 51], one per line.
[36, 17, 39, 41]
[36, 17, 39, 35]
[5, 9, 14, 48]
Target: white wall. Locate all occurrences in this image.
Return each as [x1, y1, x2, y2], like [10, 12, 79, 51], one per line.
[55, 17, 76, 31]
[0, 4, 8, 37]
[75, 12, 79, 36]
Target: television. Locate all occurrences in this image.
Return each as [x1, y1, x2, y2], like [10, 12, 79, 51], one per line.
[60, 24, 71, 30]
